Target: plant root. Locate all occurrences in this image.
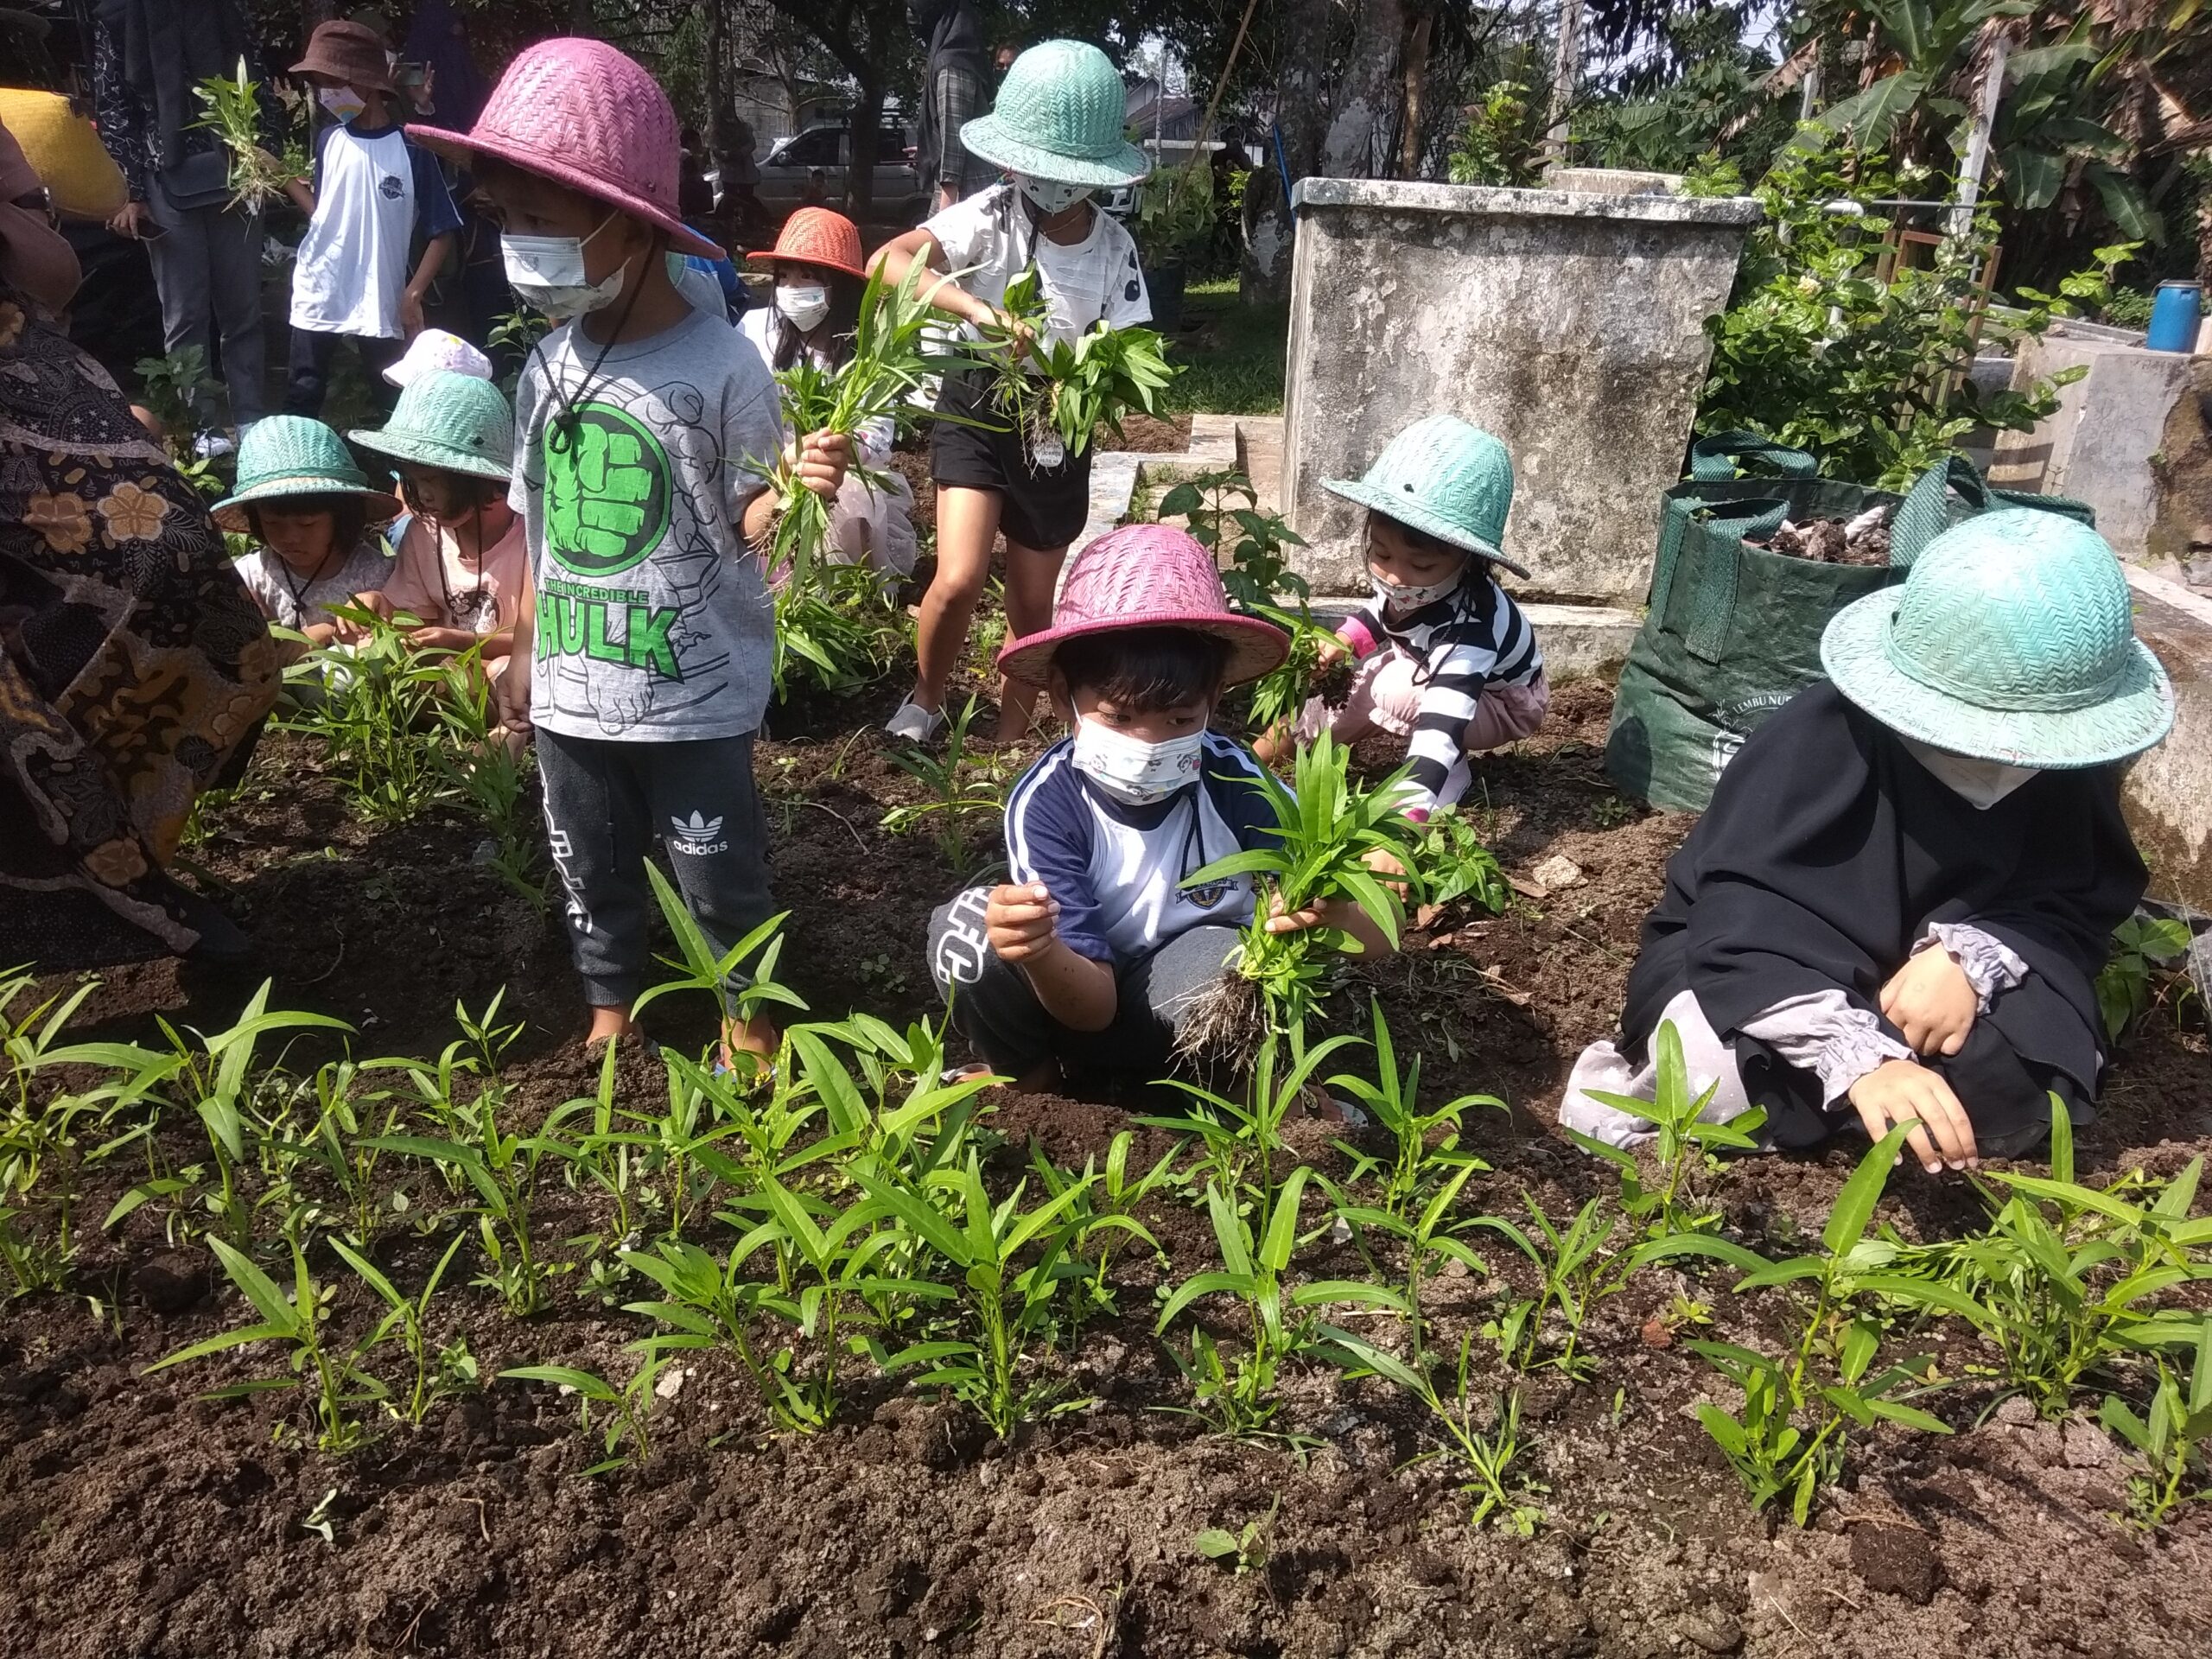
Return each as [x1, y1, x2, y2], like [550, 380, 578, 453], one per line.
[1173, 971, 1269, 1074]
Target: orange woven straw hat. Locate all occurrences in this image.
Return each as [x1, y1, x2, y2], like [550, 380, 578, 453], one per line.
[407, 37, 721, 260]
[997, 524, 1290, 687]
[748, 208, 866, 279]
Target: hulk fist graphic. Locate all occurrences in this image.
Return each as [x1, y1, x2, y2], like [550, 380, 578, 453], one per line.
[544, 404, 671, 577]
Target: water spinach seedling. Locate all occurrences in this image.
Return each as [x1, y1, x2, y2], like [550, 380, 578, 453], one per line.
[1570, 1020, 1768, 1241]
[1329, 1000, 1503, 1221]
[499, 1359, 663, 1476]
[1194, 1495, 1281, 1574]
[2101, 1315, 2212, 1529]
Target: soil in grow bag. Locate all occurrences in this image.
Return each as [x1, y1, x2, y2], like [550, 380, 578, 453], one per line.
[1754, 516, 1893, 567]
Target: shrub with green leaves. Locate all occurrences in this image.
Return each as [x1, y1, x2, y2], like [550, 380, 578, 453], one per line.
[1154, 469, 1309, 612]
[2095, 913, 2197, 1043]
[981, 268, 1176, 459]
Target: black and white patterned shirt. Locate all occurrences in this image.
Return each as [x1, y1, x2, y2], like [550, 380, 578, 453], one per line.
[1343, 564, 1544, 817]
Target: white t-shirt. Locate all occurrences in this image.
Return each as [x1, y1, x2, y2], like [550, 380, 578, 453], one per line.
[289, 124, 461, 339]
[237, 537, 391, 631]
[924, 183, 1151, 350]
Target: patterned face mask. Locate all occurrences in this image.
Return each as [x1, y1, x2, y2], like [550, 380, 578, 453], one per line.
[1016, 175, 1094, 215]
[1369, 567, 1465, 612]
[1071, 717, 1205, 806]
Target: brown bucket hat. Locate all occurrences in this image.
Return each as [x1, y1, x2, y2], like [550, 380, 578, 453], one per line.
[291, 20, 396, 96]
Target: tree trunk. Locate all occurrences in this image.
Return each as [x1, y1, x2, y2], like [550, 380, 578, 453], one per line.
[705, 1, 730, 193]
[1244, 0, 1334, 302]
[1397, 8, 1434, 179]
[847, 79, 881, 221]
[1323, 0, 1406, 178]
[570, 0, 594, 35]
[1546, 0, 1583, 159]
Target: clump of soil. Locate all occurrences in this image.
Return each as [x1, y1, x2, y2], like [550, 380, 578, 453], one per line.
[1758, 516, 1893, 566]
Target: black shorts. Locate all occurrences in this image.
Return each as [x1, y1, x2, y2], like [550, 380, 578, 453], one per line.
[931, 370, 1091, 551]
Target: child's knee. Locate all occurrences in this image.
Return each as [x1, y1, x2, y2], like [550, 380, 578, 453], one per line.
[927, 886, 996, 998]
[1466, 672, 1548, 753]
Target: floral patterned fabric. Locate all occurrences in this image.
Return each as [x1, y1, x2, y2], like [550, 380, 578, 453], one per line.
[0, 294, 279, 960]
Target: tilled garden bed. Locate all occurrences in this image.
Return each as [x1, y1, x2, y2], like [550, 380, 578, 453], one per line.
[4, 681, 2209, 1659]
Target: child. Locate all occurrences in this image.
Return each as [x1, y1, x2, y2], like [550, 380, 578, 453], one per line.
[214, 415, 398, 646]
[927, 524, 1396, 1092]
[740, 208, 917, 575]
[1561, 512, 2172, 1175]
[384, 327, 494, 391]
[410, 38, 852, 1060]
[282, 20, 462, 416]
[345, 369, 525, 657]
[868, 39, 1152, 743]
[1263, 415, 1548, 823]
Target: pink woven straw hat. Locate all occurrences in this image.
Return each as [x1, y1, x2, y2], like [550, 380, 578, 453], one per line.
[407, 38, 721, 259]
[997, 524, 1291, 688]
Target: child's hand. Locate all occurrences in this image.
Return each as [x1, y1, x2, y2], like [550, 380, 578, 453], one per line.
[985, 882, 1059, 963]
[1262, 892, 1326, 936]
[792, 429, 854, 499]
[1879, 948, 1978, 1058]
[330, 592, 394, 644]
[1363, 847, 1408, 881]
[1847, 1058, 1977, 1174]
[493, 652, 532, 733]
[1316, 637, 1351, 670]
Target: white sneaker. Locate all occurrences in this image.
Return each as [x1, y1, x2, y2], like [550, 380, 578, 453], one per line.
[884, 699, 944, 743]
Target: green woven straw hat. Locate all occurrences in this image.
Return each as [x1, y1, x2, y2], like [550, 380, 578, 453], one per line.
[1322, 415, 1528, 579]
[212, 416, 401, 534]
[959, 40, 1150, 190]
[350, 371, 515, 482]
[1821, 509, 2172, 768]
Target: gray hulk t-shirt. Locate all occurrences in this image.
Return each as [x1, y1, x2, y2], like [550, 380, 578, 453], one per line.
[512, 308, 782, 741]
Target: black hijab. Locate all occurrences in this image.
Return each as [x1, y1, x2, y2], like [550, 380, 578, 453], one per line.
[1623, 680, 2145, 1095]
[910, 0, 992, 186]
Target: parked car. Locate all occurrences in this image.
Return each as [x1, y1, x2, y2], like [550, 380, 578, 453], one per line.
[753, 121, 928, 221]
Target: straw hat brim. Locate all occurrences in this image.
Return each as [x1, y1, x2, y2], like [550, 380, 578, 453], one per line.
[1820, 588, 2175, 769]
[1321, 477, 1530, 580]
[349, 426, 512, 481]
[211, 477, 404, 534]
[404, 124, 722, 260]
[998, 610, 1291, 689]
[746, 246, 868, 280]
[957, 116, 1150, 189]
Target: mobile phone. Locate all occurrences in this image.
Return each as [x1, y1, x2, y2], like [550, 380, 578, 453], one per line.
[397, 60, 428, 92]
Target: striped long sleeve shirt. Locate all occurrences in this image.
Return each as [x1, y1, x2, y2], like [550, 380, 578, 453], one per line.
[1339, 567, 1544, 817]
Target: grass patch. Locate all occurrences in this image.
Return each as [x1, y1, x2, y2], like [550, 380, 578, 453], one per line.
[1163, 278, 1287, 416]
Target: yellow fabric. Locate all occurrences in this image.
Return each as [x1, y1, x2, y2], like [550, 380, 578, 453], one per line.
[0, 91, 129, 220]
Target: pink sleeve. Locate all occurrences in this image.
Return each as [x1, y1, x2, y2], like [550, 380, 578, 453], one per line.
[378, 521, 438, 621]
[1337, 614, 1381, 658]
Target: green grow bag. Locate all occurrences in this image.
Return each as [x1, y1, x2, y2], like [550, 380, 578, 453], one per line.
[1605, 441, 2094, 813]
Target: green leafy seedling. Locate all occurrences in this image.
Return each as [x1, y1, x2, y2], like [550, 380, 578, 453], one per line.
[1194, 1495, 1280, 1573]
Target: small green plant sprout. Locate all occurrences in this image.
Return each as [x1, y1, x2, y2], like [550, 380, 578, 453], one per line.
[1175, 733, 1425, 1062]
[862, 1152, 1096, 1440]
[1474, 1192, 1626, 1377]
[430, 655, 545, 911]
[1154, 469, 1309, 611]
[333, 1233, 472, 1426]
[1570, 1021, 1767, 1240]
[1193, 1495, 1280, 1575]
[1142, 1026, 1365, 1198]
[300, 1488, 340, 1546]
[1649, 1125, 1952, 1525]
[1155, 1168, 1408, 1438]
[2101, 1316, 2212, 1530]
[132, 346, 219, 451]
[1242, 604, 1347, 738]
[193, 60, 309, 213]
[630, 863, 808, 1045]
[1409, 808, 1510, 916]
[146, 1237, 385, 1455]
[1325, 1330, 1546, 1535]
[1031, 1129, 1174, 1321]
[2095, 912, 2196, 1042]
[883, 696, 1011, 877]
[1868, 1100, 2212, 1418]
[499, 1358, 663, 1477]
[1328, 1000, 1503, 1220]
[280, 606, 457, 825]
[773, 557, 912, 700]
[979, 266, 1176, 460]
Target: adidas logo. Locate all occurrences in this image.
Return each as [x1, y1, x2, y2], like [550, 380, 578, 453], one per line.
[667, 809, 728, 856]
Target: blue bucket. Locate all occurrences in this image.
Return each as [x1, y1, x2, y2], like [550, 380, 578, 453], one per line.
[2145, 281, 2202, 353]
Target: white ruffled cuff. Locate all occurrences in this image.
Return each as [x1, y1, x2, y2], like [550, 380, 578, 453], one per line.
[1912, 923, 2028, 1012]
[1738, 991, 1915, 1109]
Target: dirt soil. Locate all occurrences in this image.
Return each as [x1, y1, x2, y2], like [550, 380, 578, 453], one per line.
[1754, 518, 1892, 567]
[5, 680, 2210, 1659]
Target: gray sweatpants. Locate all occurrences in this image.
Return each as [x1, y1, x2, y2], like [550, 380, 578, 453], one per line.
[537, 728, 772, 1009]
[146, 181, 267, 427]
[928, 887, 1238, 1077]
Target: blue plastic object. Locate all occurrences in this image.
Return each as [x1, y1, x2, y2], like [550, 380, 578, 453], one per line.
[2145, 281, 2202, 353]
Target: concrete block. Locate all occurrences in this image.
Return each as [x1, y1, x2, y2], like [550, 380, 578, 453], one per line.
[1281, 177, 1759, 602]
[2122, 568, 2212, 910]
[1522, 602, 1642, 681]
[1986, 326, 2199, 560]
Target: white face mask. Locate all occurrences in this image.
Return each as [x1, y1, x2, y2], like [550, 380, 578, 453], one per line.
[1071, 717, 1205, 806]
[775, 282, 831, 332]
[1370, 567, 1465, 612]
[1017, 175, 1094, 215]
[318, 87, 367, 124]
[502, 213, 626, 319]
[1901, 738, 2041, 810]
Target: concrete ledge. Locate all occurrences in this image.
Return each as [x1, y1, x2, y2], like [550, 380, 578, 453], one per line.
[1292, 176, 1760, 226]
[2122, 566, 2212, 909]
[1523, 602, 1642, 682]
